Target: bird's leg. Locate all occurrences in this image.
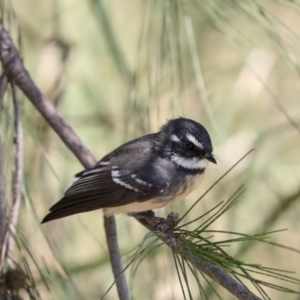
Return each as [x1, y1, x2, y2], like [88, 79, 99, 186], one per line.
[128, 211, 180, 232]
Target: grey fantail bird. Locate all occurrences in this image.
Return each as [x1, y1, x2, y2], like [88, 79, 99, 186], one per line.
[42, 117, 216, 223]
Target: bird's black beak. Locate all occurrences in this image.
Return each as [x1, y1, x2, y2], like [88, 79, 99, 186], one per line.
[206, 154, 217, 164]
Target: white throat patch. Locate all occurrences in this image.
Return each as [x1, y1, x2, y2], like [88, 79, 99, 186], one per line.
[171, 155, 208, 170]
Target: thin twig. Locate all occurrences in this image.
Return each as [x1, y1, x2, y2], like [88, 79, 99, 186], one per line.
[104, 216, 130, 300]
[0, 136, 6, 254]
[0, 72, 8, 271]
[0, 22, 130, 300]
[0, 72, 8, 110]
[6, 83, 23, 264]
[0, 83, 23, 272]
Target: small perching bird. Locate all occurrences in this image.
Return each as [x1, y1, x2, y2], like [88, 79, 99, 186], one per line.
[42, 117, 216, 223]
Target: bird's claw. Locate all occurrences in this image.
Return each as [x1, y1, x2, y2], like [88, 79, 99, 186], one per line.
[129, 211, 180, 232]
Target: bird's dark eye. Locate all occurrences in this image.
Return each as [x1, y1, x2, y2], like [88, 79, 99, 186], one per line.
[185, 142, 194, 151]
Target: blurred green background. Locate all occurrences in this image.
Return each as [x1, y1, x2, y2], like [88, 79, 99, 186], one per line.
[1, 0, 300, 299]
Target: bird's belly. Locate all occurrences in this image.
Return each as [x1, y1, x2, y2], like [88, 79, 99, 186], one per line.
[104, 173, 204, 215]
[104, 201, 165, 215]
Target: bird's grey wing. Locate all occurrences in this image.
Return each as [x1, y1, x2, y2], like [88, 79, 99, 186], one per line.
[42, 154, 169, 223]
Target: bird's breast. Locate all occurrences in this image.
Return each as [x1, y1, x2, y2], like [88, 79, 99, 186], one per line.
[158, 173, 205, 205]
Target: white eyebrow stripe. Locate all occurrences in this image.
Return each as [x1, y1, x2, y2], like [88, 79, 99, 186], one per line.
[171, 134, 180, 142]
[186, 133, 203, 149]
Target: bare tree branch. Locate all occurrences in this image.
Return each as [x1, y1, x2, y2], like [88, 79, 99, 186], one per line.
[183, 252, 261, 300]
[104, 215, 130, 300]
[0, 23, 130, 300]
[0, 24, 93, 168]
[138, 217, 262, 300]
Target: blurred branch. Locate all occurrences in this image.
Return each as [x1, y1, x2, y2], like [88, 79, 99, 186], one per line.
[0, 22, 130, 300]
[89, 0, 134, 85]
[236, 188, 300, 258]
[6, 83, 23, 264]
[261, 188, 300, 231]
[184, 13, 218, 131]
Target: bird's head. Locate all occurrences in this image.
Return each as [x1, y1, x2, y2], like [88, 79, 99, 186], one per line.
[156, 117, 216, 172]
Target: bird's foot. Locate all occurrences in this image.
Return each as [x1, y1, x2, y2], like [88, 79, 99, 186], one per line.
[128, 210, 155, 219]
[165, 212, 180, 228]
[129, 211, 180, 232]
[152, 212, 180, 232]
